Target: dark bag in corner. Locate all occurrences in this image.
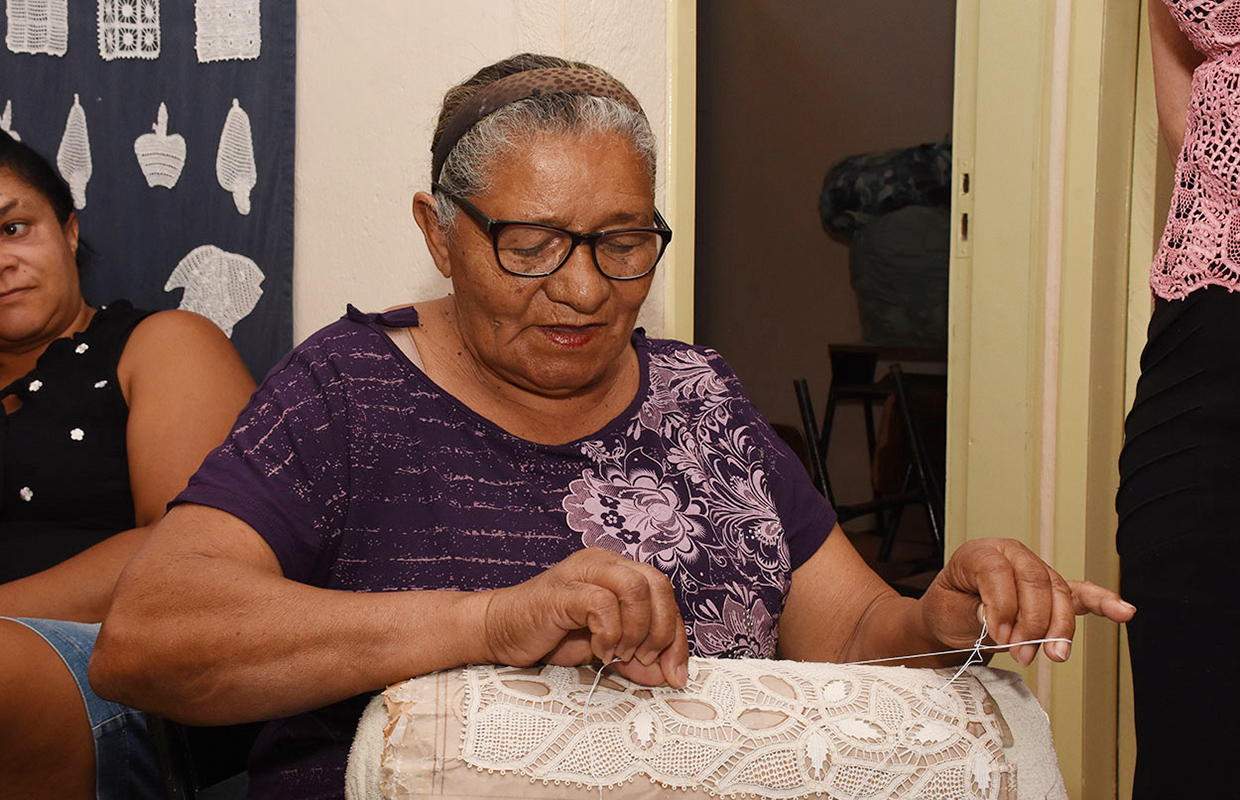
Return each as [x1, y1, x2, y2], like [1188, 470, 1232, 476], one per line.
[848, 205, 950, 348]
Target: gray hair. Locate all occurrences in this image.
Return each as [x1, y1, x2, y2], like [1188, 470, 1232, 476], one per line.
[433, 94, 657, 232]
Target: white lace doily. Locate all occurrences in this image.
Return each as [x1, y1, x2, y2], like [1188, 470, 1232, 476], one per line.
[164, 244, 263, 336]
[134, 102, 186, 188]
[194, 0, 259, 62]
[57, 93, 91, 210]
[458, 660, 1011, 799]
[5, 0, 68, 56]
[359, 658, 1060, 800]
[97, 0, 159, 60]
[216, 98, 256, 214]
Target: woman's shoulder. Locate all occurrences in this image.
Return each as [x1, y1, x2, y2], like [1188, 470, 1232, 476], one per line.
[118, 309, 255, 400]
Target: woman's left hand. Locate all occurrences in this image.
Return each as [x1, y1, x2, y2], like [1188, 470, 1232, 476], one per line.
[920, 538, 1136, 665]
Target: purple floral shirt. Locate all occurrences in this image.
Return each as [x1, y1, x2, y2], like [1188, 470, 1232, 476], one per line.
[176, 305, 835, 800]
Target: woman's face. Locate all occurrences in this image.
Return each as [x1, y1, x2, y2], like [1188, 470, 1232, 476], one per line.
[0, 169, 82, 353]
[434, 131, 657, 398]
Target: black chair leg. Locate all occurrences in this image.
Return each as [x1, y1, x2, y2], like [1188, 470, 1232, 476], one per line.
[794, 378, 832, 503]
[889, 365, 945, 557]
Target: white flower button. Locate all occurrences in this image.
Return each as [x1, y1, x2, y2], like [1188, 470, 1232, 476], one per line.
[28, 380, 42, 392]
[94, 380, 108, 388]
[75, 343, 89, 354]
[70, 428, 84, 441]
[19, 486, 33, 502]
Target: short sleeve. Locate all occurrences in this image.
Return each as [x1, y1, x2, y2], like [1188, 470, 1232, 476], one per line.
[704, 348, 837, 572]
[174, 329, 355, 585]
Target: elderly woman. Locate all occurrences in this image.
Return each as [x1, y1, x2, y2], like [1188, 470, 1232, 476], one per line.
[91, 54, 1133, 800]
[0, 136, 255, 798]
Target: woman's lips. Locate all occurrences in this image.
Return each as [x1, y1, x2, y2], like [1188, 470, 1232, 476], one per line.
[0, 286, 33, 303]
[540, 324, 602, 348]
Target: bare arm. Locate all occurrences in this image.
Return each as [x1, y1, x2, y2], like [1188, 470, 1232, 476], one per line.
[90, 504, 688, 725]
[1150, 0, 1204, 158]
[778, 524, 1135, 667]
[0, 311, 254, 622]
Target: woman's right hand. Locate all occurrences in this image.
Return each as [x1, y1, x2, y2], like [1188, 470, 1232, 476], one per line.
[481, 548, 689, 688]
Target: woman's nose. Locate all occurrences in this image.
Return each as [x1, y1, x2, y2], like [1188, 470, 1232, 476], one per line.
[542, 241, 609, 312]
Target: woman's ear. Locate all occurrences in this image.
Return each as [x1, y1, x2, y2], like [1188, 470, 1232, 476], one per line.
[63, 212, 79, 259]
[412, 192, 453, 279]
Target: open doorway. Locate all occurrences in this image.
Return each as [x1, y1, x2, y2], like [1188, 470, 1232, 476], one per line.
[694, 0, 956, 592]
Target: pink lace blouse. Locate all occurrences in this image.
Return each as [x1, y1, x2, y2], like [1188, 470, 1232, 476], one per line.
[1154, 0, 1240, 299]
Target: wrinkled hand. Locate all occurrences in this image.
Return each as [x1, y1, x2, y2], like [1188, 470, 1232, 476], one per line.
[920, 538, 1136, 666]
[481, 548, 689, 687]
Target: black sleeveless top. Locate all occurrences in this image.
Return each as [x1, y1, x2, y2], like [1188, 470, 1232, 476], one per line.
[0, 301, 153, 581]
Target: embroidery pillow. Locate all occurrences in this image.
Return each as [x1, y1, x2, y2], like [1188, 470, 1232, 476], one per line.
[346, 658, 1067, 800]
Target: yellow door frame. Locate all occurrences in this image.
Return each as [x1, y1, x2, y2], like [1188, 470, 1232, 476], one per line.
[949, 1, 1143, 796]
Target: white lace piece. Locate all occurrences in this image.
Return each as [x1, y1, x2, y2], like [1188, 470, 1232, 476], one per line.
[1, 100, 19, 141]
[215, 98, 256, 214]
[97, 0, 159, 60]
[57, 94, 91, 210]
[134, 102, 185, 188]
[194, 0, 259, 62]
[165, 244, 263, 336]
[444, 659, 1015, 800]
[5, 0, 68, 56]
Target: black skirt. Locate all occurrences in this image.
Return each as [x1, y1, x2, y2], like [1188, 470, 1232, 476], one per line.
[1117, 285, 1240, 800]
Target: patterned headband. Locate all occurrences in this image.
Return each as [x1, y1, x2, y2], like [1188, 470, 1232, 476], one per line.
[431, 67, 646, 183]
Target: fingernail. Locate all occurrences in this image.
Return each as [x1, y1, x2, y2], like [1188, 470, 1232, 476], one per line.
[1121, 601, 1137, 613]
[998, 624, 1012, 645]
[635, 648, 656, 666]
[676, 662, 688, 688]
[1017, 644, 1036, 665]
[1052, 641, 1071, 661]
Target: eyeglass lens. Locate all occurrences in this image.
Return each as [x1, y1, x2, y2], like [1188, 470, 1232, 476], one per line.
[497, 225, 663, 278]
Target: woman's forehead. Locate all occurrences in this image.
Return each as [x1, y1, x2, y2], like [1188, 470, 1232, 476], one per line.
[485, 132, 652, 194]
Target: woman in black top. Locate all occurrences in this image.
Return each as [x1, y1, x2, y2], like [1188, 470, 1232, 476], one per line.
[0, 136, 254, 798]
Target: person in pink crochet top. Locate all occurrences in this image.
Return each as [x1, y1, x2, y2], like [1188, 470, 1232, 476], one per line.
[1117, 3, 1240, 798]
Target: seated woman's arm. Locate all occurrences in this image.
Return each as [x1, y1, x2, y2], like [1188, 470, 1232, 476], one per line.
[0, 311, 254, 622]
[777, 523, 1135, 667]
[90, 505, 688, 725]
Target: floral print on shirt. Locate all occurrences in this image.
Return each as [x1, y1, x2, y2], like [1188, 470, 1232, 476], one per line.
[564, 348, 791, 659]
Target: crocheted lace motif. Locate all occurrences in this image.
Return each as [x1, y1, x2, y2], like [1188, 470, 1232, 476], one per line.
[97, 0, 160, 60]
[5, 0, 68, 56]
[454, 659, 1014, 800]
[2, 100, 19, 141]
[164, 244, 263, 336]
[194, 0, 259, 62]
[56, 94, 92, 210]
[1153, 0, 1240, 298]
[216, 98, 256, 214]
[134, 102, 186, 188]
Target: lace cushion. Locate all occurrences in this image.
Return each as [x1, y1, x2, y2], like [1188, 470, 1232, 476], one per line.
[347, 660, 1067, 800]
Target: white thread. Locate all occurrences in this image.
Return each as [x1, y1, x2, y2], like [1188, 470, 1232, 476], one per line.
[843, 635, 1072, 666]
[582, 658, 621, 800]
[845, 620, 992, 800]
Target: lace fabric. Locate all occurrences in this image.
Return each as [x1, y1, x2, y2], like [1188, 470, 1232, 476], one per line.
[369, 659, 1042, 800]
[216, 98, 257, 214]
[134, 102, 186, 189]
[5, 0, 68, 57]
[164, 244, 263, 336]
[97, 0, 160, 60]
[1154, 0, 1240, 298]
[194, 0, 260, 62]
[56, 93, 91, 211]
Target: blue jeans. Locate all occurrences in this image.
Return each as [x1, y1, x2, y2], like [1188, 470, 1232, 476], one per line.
[4, 617, 163, 800]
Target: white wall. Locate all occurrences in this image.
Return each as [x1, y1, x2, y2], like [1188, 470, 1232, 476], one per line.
[293, 0, 669, 343]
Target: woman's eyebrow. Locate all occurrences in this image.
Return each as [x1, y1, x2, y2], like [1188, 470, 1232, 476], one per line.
[0, 200, 17, 217]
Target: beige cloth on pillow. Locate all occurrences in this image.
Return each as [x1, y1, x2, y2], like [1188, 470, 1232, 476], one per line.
[347, 659, 1067, 800]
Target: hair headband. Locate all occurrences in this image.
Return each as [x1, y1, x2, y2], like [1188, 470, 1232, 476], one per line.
[431, 67, 646, 183]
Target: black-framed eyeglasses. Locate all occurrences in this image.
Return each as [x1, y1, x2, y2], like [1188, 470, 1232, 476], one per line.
[433, 183, 673, 280]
